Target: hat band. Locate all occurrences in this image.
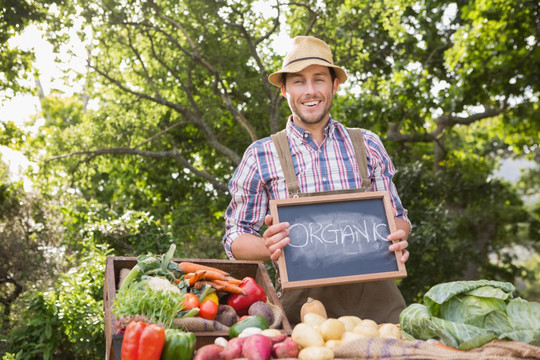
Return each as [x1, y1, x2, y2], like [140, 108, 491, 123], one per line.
[285, 56, 332, 67]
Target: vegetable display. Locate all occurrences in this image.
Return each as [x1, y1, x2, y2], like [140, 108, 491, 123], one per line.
[399, 280, 540, 350]
[113, 244, 288, 359]
[111, 246, 540, 359]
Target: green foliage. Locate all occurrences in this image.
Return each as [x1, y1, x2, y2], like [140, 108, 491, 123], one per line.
[521, 254, 540, 301]
[6, 243, 110, 360]
[0, 121, 26, 150]
[395, 154, 535, 302]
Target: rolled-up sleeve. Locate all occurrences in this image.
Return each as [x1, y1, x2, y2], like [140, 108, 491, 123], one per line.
[364, 131, 411, 228]
[223, 144, 268, 259]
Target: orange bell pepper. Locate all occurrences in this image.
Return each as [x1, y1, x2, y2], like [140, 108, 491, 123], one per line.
[121, 321, 166, 360]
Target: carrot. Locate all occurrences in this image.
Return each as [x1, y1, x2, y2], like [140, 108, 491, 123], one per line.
[195, 280, 248, 296]
[433, 344, 461, 351]
[200, 269, 230, 282]
[185, 269, 234, 286]
[178, 261, 229, 276]
[225, 276, 242, 285]
[188, 270, 207, 286]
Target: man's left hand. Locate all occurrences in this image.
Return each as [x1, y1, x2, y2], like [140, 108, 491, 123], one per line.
[387, 229, 409, 263]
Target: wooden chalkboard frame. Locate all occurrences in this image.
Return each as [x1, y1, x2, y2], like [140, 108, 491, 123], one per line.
[269, 191, 407, 290]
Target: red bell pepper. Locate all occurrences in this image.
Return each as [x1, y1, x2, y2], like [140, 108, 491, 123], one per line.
[121, 321, 166, 360]
[226, 276, 267, 316]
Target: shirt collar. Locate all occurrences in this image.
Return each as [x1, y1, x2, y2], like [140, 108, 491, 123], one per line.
[286, 115, 337, 142]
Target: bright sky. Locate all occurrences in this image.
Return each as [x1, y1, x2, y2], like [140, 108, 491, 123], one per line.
[0, 23, 89, 184]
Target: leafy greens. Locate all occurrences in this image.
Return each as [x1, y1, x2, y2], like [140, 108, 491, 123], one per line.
[400, 280, 540, 350]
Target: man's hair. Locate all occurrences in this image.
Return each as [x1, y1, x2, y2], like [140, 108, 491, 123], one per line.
[281, 67, 337, 88]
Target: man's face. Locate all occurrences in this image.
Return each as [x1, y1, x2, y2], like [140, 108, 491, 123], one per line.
[281, 65, 339, 129]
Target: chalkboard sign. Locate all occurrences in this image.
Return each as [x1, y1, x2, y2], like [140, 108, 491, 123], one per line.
[269, 191, 407, 290]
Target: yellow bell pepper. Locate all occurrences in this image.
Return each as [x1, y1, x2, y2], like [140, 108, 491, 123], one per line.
[202, 291, 219, 305]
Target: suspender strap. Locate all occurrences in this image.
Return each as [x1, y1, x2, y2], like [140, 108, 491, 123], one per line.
[346, 128, 371, 191]
[271, 130, 301, 197]
[271, 127, 371, 197]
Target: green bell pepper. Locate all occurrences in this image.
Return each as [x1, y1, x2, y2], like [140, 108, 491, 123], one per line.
[160, 329, 196, 360]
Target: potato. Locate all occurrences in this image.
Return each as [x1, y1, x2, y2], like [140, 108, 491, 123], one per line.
[194, 344, 225, 360]
[303, 312, 326, 328]
[272, 337, 300, 359]
[358, 319, 378, 328]
[220, 337, 246, 360]
[261, 328, 282, 337]
[242, 334, 273, 360]
[325, 339, 343, 350]
[298, 346, 334, 360]
[337, 315, 362, 331]
[341, 331, 366, 344]
[319, 318, 345, 341]
[378, 323, 402, 339]
[291, 323, 325, 348]
[353, 319, 380, 338]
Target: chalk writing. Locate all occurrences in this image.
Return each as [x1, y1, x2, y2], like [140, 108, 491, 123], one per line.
[288, 218, 388, 248]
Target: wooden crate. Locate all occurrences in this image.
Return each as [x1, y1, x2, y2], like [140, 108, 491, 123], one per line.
[104, 256, 292, 360]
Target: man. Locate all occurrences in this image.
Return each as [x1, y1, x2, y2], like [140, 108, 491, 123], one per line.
[223, 36, 411, 324]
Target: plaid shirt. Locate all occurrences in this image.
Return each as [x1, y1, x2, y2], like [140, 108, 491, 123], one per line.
[223, 117, 410, 259]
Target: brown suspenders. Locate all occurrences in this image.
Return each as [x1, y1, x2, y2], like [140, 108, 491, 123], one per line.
[270, 128, 371, 197]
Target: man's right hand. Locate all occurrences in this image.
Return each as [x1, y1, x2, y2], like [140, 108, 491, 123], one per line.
[262, 215, 290, 261]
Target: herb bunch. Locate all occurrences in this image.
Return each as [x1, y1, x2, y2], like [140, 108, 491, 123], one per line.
[112, 280, 184, 329]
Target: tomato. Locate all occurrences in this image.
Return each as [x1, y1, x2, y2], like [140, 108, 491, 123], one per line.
[202, 292, 219, 305]
[182, 293, 200, 310]
[199, 300, 218, 320]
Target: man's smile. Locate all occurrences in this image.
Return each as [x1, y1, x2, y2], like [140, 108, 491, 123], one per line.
[302, 100, 321, 107]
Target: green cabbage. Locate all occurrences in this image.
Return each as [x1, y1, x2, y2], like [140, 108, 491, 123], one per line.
[400, 280, 540, 349]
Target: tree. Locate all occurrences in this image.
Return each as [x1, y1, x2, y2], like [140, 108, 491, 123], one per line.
[21, 0, 540, 296]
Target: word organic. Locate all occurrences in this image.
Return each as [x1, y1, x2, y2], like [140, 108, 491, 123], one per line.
[287, 218, 389, 249]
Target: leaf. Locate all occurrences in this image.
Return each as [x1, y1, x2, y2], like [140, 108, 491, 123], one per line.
[439, 295, 507, 327]
[506, 298, 540, 330]
[424, 280, 515, 316]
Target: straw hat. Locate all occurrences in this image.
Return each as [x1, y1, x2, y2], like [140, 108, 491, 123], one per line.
[268, 36, 348, 87]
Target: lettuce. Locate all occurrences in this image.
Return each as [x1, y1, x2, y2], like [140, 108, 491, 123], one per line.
[400, 280, 540, 349]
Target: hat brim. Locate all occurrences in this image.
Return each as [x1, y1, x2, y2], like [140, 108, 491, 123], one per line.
[268, 59, 347, 87]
